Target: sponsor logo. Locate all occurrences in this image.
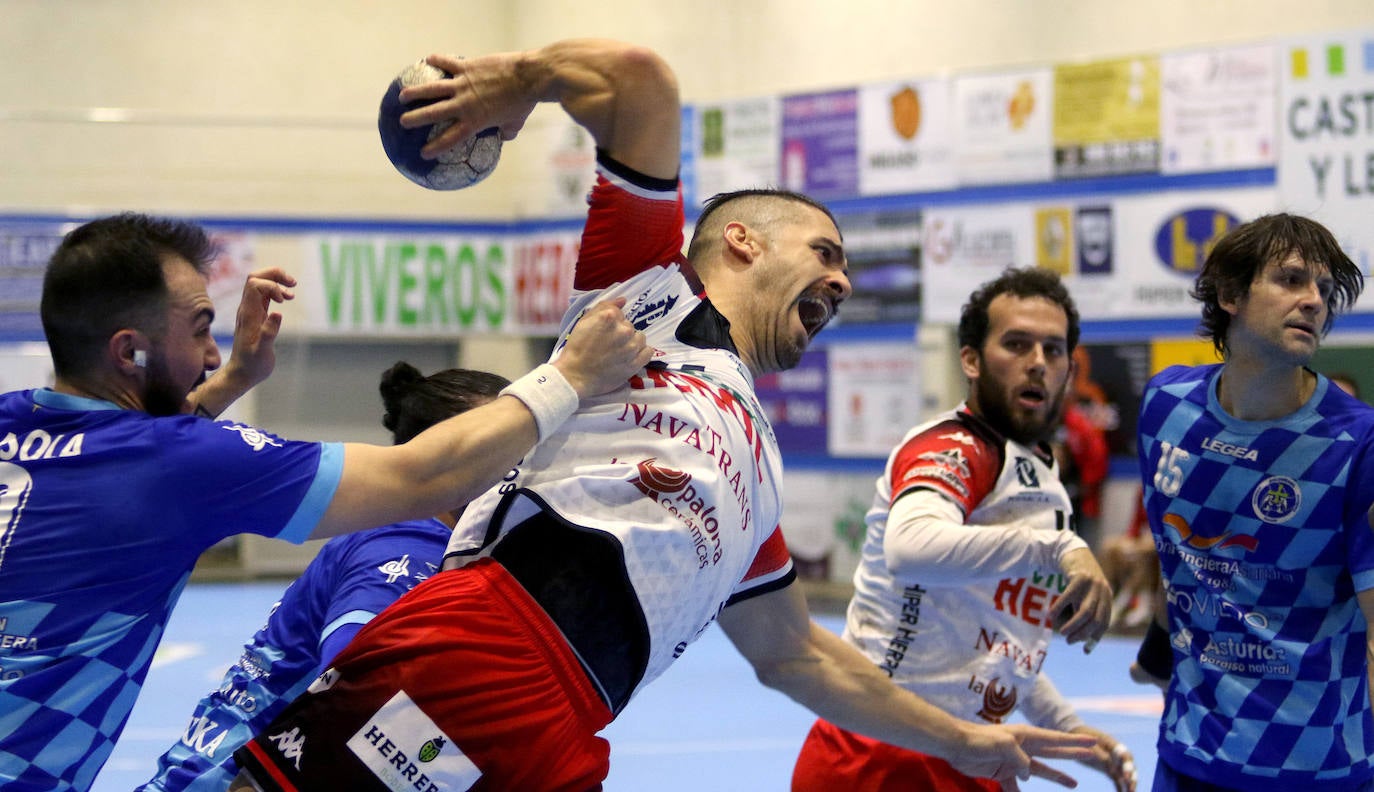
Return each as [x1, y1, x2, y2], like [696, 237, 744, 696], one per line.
[267, 726, 307, 771]
[1172, 626, 1193, 652]
[1166, 586, 1271, 630]
[347, 690, 479, 792]
[890, 85, 922, 139]
[631, 458, 726, 568]
[616, 402, 756, 533]
[378, 555, 412, 584]
[975, 628, 1048, 674]
[223, 424, 284, 451]
[417, 737, 445, 763]
[970, 675, 1018, 723]
[1252, 476, 1301, 524]
[992, 578, 1060, 628]
[939, 431, 976, 447]
[1013, 457, 1040, 488]
[1008, 81, 1036, 130]
[626, 367, 768, 476]
[181, 713, 228, 758]
[879, 585, 926, 676]
[917, 448, 970, 478]
[1163, 513, 1258, 553]
[1200, 436, 1260, 461]
[628, 294, 678, 330]
[1153, 208, 1240, 275]
[308, 667, 340, 694]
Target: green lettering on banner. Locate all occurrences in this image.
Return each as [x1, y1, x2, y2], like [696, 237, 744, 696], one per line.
[394, 243, 419, 326]
[320, 241, 347, 325]
[483, 244, 506, 326]
[313, 236, 512, 332]
[424, 244, 449, 326]
[366, 244, 391, 324]
[454, 244, 479, 325]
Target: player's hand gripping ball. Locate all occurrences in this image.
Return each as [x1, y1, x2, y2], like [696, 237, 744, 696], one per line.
[378, 60, 502, 190]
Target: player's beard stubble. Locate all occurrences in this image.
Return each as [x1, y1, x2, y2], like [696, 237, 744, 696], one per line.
[973, 365, 1069, 447]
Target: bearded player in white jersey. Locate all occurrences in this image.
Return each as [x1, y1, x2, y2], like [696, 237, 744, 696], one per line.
[234, 39, 1096, 792]
[794, 267, 1136, 792]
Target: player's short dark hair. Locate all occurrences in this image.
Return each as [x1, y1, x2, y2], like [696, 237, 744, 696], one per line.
[958, 266, 1081, 354]
[686, 188, 839, 263]
[40, 212, 218, 378]
[379, 362, 511, 444]
[1192, 213, 1361, 356]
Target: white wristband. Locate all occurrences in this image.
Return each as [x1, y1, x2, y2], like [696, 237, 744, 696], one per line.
[500, 363, 579, 443]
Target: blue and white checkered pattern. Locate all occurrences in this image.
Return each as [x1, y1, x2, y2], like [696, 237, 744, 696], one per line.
[1139, 365, 1374, 789]
[0, 389, 339, 791]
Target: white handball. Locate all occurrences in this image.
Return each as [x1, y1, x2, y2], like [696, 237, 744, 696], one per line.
[377, 60, 502, 190]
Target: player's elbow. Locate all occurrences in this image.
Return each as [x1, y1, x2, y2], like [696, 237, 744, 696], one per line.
[613, 44, 679, 106]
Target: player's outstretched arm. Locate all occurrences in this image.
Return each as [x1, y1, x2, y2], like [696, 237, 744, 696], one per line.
[718, 582, 1095, 790]
[398, 38, 680, 180]
[185, 267, 296, 418]
[313, 298, 650, 539]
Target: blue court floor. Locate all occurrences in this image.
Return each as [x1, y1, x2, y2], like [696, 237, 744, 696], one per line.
[93, 581, 1160, 791]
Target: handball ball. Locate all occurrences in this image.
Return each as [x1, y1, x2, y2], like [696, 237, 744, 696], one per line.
[378, 60, 502, 190]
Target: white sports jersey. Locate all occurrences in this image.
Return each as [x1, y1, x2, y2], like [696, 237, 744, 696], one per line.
[842, 406, 1087, 729]
[446, 157, 793, 713]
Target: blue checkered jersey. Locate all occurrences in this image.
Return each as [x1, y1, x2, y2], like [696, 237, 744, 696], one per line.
[1138, 365, 1374, 789]
[0, 389, 342, 792]
[138, 518, 450, 792]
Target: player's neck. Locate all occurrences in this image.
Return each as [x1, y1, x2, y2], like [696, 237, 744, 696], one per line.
[1216, 359, 1314, 422]
[51, 374, 143, 412]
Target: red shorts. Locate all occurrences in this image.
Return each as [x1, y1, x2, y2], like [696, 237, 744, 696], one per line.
[236, 558, 614, 792]
[792, 718, 999, 792]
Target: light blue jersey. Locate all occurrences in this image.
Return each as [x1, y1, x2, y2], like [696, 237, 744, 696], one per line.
[0, 389, 342, 792]
[139, 518, 450, 792]
[1139, 365, 1374, 789]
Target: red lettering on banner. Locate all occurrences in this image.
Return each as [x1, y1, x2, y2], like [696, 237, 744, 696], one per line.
[513, 240, 576, 327]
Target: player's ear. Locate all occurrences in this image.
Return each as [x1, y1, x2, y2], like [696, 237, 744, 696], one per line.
[721, 221, 760, 264]
[111, 329, 150, 375]
[959, 345, 981, 381]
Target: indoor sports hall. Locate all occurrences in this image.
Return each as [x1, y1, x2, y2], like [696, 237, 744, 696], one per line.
[4, 2, 1374, 791]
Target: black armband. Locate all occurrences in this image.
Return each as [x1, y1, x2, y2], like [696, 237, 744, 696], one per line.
[1136, 620, 1173, 682]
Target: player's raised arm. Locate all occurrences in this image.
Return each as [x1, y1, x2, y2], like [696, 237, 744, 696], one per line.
[399, 39, 680, 180]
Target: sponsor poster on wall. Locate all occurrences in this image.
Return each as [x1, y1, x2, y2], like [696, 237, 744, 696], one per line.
[1066, 187, 1277, 319]
[203, 231, 259, 337]
[524, 111, 598, 218]
[826, 341, 922, 458]
[300, 231, 580, 337]
[781, 89, 860, 199]
[781, 468, 877, 583]
[920, 204, 1037, 323]
[1278, 30, 1374, 305]
[1053, 56, 1162, 178]
[953, 67, 1054, 185]
[857, 77, 957, 195]
[694, 96, 782, 207]
[833, 209, 923, 324]
[754, 348, 828, 457]
[1160, 44, 1277, 174]
[0, 222, 67, 340]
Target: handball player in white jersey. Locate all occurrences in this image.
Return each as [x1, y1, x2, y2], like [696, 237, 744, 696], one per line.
[793, 267, 1135, 792]
[234, 38, 1095, 792]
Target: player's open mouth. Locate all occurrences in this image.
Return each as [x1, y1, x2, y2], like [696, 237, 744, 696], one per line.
[1017, 385, 1046, 407]
[798, 295, 835, 339]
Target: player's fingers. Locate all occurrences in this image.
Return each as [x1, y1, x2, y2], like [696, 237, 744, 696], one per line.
[1028, 758, 1079, 788]
[1017, 727, 1098, 759]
